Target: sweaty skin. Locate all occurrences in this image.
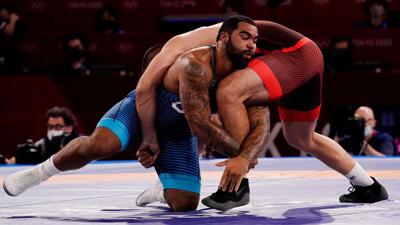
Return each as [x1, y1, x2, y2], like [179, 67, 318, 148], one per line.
[135, 24, 222, 165]
[136, 22, 268, 166]
[135, 21, 270, 191]
[137, 20, 357, 193]
[135, 20, 268, 209]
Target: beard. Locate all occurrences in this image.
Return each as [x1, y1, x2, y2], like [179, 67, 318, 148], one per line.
[226, 38, 253, 69]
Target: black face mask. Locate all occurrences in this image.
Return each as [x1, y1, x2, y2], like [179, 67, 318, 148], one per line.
[67, 48, 86, 61]
[98, 20, 117, 32]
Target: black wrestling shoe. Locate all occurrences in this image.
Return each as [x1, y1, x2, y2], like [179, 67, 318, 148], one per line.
[339, 177, 389, 203]
[202, 178, 250, 211]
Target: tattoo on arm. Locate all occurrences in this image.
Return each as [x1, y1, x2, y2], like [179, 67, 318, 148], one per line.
[180, 61, 240, 156]
[240, 106, 270, 160]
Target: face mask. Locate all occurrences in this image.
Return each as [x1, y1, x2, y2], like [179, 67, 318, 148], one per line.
[364, 125, 373, 138]
[67, 48, 86, 61]
[99, 20, 117, 31]
[47, 130, 64, 140]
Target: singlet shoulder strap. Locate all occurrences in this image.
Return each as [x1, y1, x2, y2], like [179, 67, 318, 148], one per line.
[209, 45, 217, 89]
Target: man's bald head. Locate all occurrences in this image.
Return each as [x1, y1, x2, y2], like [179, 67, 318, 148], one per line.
[354, 106, 376, 128]
[355, 106, 374, 120]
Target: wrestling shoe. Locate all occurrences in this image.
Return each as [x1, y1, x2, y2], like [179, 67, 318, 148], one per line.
[201, 178, 250, 211]
[339, 177, 389, 203]
[135, 179, 166, 206]
[3, 165, 51, 196]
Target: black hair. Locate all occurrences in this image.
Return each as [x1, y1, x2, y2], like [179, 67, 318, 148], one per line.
[216, 15, 256, 41]
[142, 44, 163, 73]
[45, 106, 77, 127]
[62, 32, 90, 51]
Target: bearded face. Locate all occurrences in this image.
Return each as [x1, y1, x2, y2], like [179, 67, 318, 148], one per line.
[225, 35, 254, 69]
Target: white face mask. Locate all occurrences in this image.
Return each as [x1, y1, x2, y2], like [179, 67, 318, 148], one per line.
[364, 125, 373, 138]
[47, 130, 64, 140]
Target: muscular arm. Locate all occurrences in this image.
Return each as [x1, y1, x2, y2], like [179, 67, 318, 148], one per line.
[179, 60, 240, 156]
[216, 69, 271, 191]
[254, 20, 304, 49]
[136, 44, 179, 146]
[239, 106, 270, 160]
[135, 23, 222, 150]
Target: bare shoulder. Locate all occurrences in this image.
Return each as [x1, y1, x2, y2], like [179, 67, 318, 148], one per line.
[176, 46, 213, 78]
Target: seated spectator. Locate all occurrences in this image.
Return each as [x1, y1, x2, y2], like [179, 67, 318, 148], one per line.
[0, 3, 26, 74]
[338, 106, 396, 156]
[323, 35, 354, 73]
[57, 32, 92, 76]
[2, 106, 80, 164]
[357, 0, 390, 29]
[94, 5, 124, 35]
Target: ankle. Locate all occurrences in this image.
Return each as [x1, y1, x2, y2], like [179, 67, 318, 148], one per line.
[40, 156, 61, 176]
[345, 162, 374, 187]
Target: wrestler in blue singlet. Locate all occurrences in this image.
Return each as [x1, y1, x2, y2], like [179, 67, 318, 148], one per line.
[97, 46, 218, 194]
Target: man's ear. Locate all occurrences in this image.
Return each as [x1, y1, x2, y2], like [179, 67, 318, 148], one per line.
[219, 32, 229, 44]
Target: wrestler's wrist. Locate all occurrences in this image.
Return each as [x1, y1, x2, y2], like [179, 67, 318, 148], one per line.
[238, 153, 251, 162]
[142, 131, 158, 142]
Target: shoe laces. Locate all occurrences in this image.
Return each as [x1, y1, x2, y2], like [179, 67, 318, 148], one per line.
[347, 185, 356, 193]
[346, 183, 365, 195]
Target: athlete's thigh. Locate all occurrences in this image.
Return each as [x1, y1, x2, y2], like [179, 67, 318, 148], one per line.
[281, 120, 317, 141]
[97, 90, 142, 150]
[155, 133, 201, 195]
[218, 68, 269, 104]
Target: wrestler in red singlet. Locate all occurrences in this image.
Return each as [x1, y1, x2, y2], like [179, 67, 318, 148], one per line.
[250, 21, 324, 121]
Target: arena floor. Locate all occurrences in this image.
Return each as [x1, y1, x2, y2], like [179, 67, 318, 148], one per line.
[0, 157, 399, 225]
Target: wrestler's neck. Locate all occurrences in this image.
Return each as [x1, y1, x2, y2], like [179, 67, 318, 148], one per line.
[215, 45, 235, 81]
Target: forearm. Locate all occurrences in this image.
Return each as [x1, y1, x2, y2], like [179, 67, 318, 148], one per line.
[239, 106, 270, 160]
[136, 88, 158, 139]
[364, 143, 385, 156]
[135, 44, 179, 138]
[190, 119, 240, 157]
[179, 59, 240, 156]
